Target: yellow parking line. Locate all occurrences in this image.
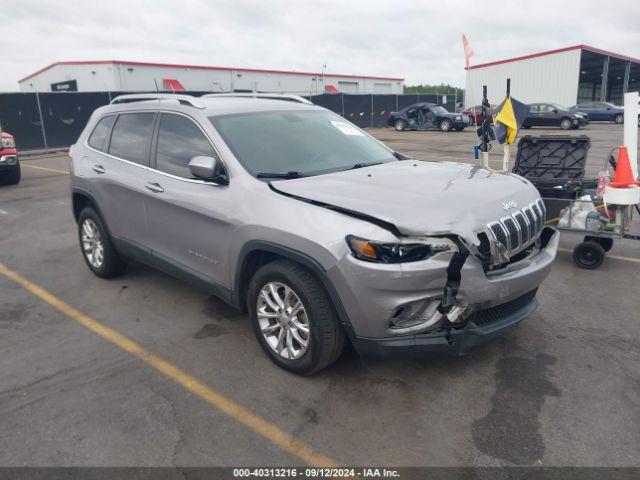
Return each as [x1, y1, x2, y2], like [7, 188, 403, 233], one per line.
[558, 247, 640, 264]
[0, 261, 337, 467]
[21, 164, 69, 175]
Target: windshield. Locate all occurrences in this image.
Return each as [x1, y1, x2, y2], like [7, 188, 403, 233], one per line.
[210, 110, 396, 177]
[431, 106, 448, 115]
[550, 103, 567, 110]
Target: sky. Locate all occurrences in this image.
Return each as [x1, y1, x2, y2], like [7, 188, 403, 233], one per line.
[2, 0, 640, 92]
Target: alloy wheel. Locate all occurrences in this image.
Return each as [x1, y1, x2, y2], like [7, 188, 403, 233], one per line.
[440, 120, 452, 131]
[81, 218, 104, 268]
[257, 281, 310, 360]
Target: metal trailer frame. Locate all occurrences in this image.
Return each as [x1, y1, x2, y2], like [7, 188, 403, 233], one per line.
[542, 193, 639, 269]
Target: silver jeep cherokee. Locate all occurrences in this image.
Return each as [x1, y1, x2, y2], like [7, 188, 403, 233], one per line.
[70, 93, 559, 374]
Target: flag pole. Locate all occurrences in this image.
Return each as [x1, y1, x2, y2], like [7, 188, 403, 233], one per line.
[502, 79, 511, 171]
[479, 85, 490, 168]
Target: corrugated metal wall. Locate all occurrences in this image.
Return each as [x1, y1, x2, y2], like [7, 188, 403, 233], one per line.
[465, 49, 581, 107]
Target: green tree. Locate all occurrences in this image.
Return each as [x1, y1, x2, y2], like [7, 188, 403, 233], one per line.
[404, 83, 464, 101]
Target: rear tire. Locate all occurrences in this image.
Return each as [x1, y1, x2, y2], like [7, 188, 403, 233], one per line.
[247, 259, 345, 375]
[573, 241, 605, 269]
[584, 235, 613, 252]
[3, 161, 20, 185]
[394, 119, 406, 131]
[77, 207, 127, 278]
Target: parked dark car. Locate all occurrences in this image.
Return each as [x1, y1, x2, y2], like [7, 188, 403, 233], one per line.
[388, 103, 470, 132]
[570, 101, 640, 125]
[523, 103, 588, 130]
[460, 105, 494, 126]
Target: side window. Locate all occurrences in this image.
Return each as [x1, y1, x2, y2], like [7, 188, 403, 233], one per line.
[529, 104, 539, 113]
[155, 113, 216, 178]
[108, 112, 155, 166]
[88, 115, 115, 152]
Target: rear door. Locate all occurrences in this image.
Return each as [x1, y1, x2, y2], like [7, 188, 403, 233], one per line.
[86, 111, 155, 248]
[576, 102, 595, 118]
[538, 104, 558, 126]
[143, 112, 233, 288]
[527, 104, 543, 126]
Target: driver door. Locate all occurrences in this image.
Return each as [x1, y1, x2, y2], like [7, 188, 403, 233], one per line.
[143, 112, 233, 287]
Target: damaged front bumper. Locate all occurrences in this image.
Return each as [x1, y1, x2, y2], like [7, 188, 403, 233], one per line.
[344, 290, 538, 356]
[329, 227, 559, 356]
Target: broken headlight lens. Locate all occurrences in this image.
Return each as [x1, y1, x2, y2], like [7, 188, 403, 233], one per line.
[346, 235, 451, 263]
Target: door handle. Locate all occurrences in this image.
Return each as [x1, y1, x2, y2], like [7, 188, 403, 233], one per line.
[92, 165, 106, 174]
[145, 182, 164, 193]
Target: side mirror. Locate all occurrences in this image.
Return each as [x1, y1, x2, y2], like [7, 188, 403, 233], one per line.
[188, 156, 228, 185]
[552, 109, 558, 114]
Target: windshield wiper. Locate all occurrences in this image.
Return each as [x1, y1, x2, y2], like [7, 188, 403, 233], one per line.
[256, 171, 305, 179]
[345, 161, 383, 170]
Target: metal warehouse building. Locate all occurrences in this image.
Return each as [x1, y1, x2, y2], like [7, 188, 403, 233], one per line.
[465, 45, 640, 107]
[18, 60, 404, 95]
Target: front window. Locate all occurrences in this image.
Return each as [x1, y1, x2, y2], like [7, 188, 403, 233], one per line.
[210, 110, 396, 178]
[431, 106, 448, 115]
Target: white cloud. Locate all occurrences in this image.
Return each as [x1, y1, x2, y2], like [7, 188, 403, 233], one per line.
[2, 0, 639, 91]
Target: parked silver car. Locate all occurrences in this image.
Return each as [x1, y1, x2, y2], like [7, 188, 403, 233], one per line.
[70, 93, 559, 374]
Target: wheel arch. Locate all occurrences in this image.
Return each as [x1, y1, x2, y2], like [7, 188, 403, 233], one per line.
[233, 241, 352, 327]
[72, 188, 112, 234]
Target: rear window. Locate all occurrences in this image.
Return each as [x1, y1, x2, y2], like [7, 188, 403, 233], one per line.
[108, 113, 155, 165]
[88, 115, 115, 152]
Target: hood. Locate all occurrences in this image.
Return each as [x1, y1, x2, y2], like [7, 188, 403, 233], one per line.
[271, 161, 540, 242]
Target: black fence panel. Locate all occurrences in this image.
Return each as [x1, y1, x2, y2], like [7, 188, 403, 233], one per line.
[0, 91, 463, 150]
[0, 93, 46, 150]
[309, 93, 342, 115]
[342, 94, 373, 128]
[372, 95, 397, 127]
[397, 94, 420, 110]
[39, 92, 111, 148]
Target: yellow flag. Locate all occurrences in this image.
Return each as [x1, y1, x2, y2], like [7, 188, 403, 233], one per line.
[494, 97, 518, 144]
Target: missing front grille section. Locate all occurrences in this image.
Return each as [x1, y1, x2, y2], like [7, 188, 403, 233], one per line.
[441, 237, 469, 311]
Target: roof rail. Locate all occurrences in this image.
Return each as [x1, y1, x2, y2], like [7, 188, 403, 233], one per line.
[110, 93, 205, 109]
[202, 93, 313, 104]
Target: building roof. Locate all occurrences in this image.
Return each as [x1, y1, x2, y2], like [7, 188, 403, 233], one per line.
[467, 44, 640, 70]
[19, 60, 404, 83]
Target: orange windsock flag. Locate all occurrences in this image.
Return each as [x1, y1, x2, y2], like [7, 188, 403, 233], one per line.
[463, 34, 474, 69]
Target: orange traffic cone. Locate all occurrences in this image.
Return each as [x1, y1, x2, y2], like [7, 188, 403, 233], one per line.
[610, 146, 640, 188]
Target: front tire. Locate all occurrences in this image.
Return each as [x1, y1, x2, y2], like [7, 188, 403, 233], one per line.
[614, 113, 624, 124]
[248, 259, 345, 375]
[77, 207, 127, 278]
[560, 118, 572, 130]
[2, 161, 20, 185]
[573, 241, 605, 269]
[440, 119, 453, 132]
[394, 119, 406, 131]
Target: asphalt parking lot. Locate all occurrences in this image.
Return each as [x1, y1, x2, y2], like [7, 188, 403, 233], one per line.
[1, 123, 639, 468]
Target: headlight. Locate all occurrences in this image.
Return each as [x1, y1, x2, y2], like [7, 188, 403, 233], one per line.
[1, 137, 15, 148]
[455, 116, 462, 121]
[346, 235, 452, 263]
